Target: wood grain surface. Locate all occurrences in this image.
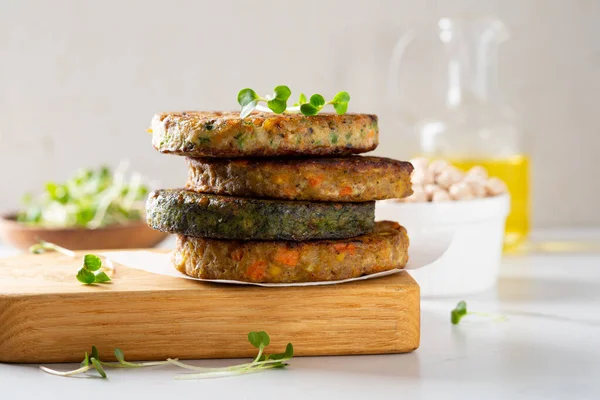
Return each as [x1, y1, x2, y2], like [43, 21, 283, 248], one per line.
[0, 251, 420, 363]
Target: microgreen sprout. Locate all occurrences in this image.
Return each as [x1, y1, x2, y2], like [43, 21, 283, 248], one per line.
[17, 163, 149, 229]
[76, 254, 112, 284]
[40, 346, 173, 378]
[40, 331, 293, 380]
[451, 301, 506, 324]
[29, 240, 114, 284]
[172, 331, 293, 380]
[451, 300, 468, 324]
[29, 240, 76, 257]
[300, 91, 350, 116]
[293, 93, 307, 106]
[237, 86, 350, 118]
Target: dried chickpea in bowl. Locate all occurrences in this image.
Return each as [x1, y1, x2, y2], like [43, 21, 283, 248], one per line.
[400, 158, 508, 202]
[378, 158, 511, 296]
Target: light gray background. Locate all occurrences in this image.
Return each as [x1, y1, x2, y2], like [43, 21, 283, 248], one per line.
[0, 0, 598, 226]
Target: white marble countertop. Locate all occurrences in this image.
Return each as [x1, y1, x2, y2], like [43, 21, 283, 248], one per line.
[1, 229, 599, 400]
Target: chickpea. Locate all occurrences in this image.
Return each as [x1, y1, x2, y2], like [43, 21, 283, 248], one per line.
[467, 180, 487, 198]
[429, 159, 449, 177]
[431, 189, 451, 202]
[409, 157, 430, 172]
[403, 184, 428, 202]
[435, 166, 464, 189]
[465, 166, 488, 182]
[403, 160, 507, 203]
[411, 167, 434, 185]
[449, 182, 475, 200]
[424, 184, 441, 201]
[485, 177, 508, 196]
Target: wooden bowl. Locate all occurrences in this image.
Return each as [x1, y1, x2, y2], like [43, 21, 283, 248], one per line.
[0, 213, 169, 251]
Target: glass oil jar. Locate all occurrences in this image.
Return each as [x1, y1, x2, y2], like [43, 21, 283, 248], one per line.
[390, 16, 530, 250]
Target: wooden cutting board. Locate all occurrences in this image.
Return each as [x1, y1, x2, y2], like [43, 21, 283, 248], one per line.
[0, 250, 420, 363]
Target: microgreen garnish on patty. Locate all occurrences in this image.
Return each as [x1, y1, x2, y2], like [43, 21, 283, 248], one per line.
[238, 86, 350, 118]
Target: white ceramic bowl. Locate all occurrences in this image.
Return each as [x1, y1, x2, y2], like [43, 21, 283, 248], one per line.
[376, 194, 510, 297]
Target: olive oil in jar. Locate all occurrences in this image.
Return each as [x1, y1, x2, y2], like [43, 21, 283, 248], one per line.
[449, 154, 530, 251]
[391, 16, 530, 250]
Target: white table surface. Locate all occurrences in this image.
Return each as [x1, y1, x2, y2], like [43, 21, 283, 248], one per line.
[1, 229, 600, 400]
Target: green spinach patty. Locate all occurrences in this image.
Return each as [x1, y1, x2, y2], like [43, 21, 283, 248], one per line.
[146, 189, 375, 241]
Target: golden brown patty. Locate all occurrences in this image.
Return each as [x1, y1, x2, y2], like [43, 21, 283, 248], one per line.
[186, 156, 414, 202]
[172, 221, 409, 283]
[151, 111, 378, 157]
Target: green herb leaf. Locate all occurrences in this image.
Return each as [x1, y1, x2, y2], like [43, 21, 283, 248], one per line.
[114, 348, 125, 364]
[83, 254, 102, 271]
[273, 86, 291, 101]
[238, 88, 259, 105]
[450, 311, 460, 324]
[266, 343, 293, 361]
[266, 85, 291, 114]
[80, 352, 90, 368]
[248, 331, 262, 348]
[300, 103, 320, 116]
[76, 268, 96, 285]
[94, 271, 112, 283]
[258, 331, 270, 347]
[300, 94, 326, 116]
[91, 346, 100, 361]
[451, 300, 468, 324]
[284, 343, 294, 358]
[267, 100, 286, 113]
[309, 94, 325, 108]
[293, 93, 307, 106]
[90, 358, 107, 378]
[247, 331, 270, 349]
[238, 88, 260, 118]
[330, 91, 350, 115]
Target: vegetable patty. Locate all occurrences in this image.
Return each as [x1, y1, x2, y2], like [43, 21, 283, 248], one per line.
[186, 156, 414, 202]
[146, 189, 375, 241]
[172, 221, 409, 283]
[151, 111, 378, 157]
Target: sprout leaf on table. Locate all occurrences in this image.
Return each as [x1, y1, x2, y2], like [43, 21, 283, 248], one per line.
[40, 331, 293, 380]
[29, 241, 114, 285]
[451, 301, 506, 325]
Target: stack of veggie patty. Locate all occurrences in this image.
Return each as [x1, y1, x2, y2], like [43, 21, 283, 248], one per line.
[147, 111, 414, 283]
